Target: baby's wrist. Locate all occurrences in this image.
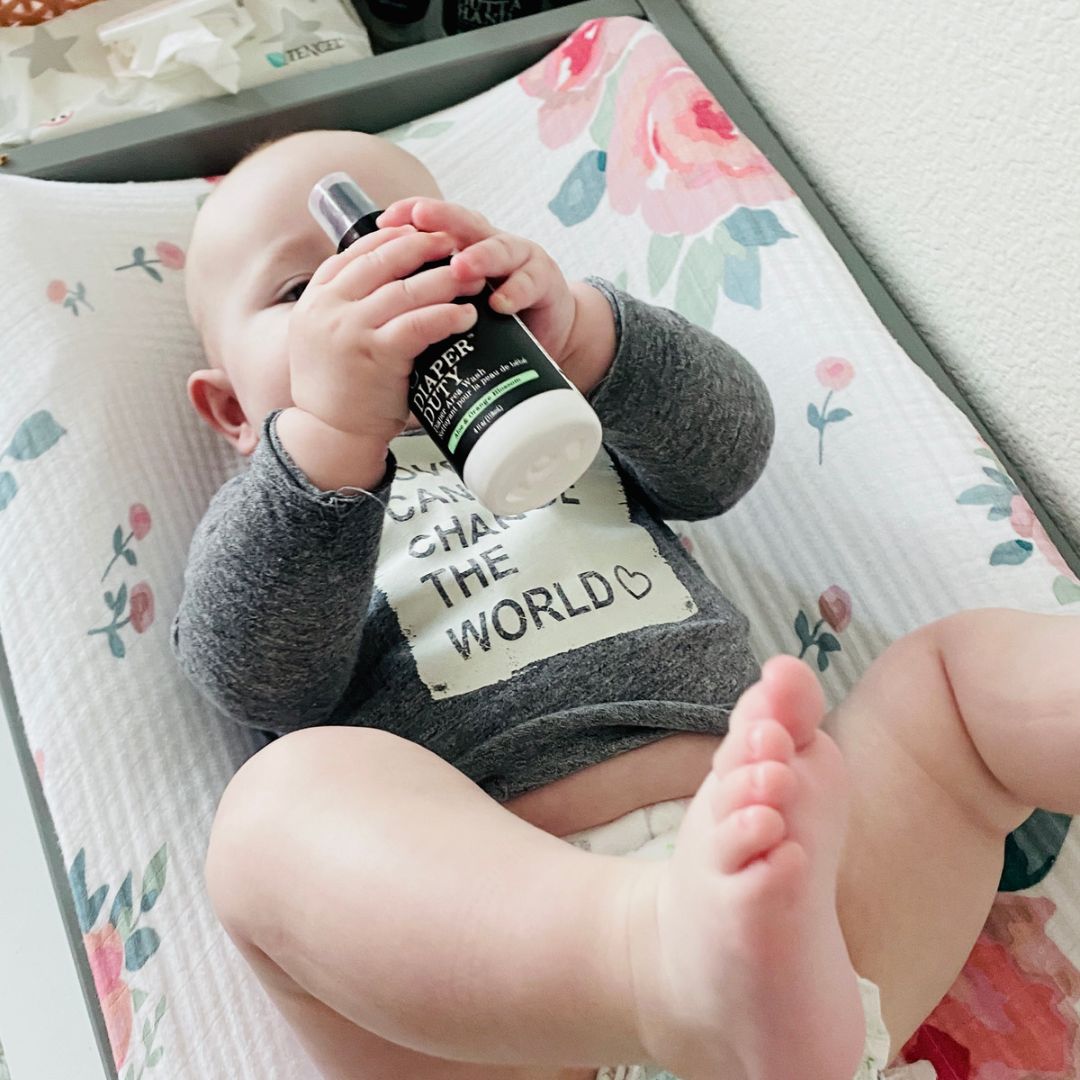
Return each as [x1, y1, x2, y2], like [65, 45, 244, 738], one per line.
[276, 408, 390, 493]
[560, 281, 616, 396]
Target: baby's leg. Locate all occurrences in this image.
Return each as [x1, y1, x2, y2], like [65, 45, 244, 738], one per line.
[206, 726, 647, 1074]
[823, 608, 1079, 1048]
[206, 715, 864, 1080]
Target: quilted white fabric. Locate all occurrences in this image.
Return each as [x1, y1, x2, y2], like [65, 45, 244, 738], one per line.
[0, 16, 1076, 1078]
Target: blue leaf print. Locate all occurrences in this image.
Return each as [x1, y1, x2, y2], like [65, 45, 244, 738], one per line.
[69, 850, 92, 933]
[0, 472, 16, 511]
[723, 207, 796, 248]
[723, 248, 761, 309]
[124, 927, 161, 972]
[548, 150, 607, 227]
[5, 410, 65, 461]
[990, 539, 1034, 566]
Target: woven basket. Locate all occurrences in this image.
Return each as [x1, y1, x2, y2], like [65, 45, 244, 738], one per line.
[0, 0, 99, 27]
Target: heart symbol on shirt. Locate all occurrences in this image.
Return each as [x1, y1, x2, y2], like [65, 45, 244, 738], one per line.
[614, 564, 653, 600]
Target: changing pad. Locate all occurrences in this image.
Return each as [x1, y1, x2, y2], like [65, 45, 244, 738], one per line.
[1, 15, 1078, 1078]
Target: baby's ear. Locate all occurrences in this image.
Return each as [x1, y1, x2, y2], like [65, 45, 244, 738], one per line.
[187, 368, 259, 455]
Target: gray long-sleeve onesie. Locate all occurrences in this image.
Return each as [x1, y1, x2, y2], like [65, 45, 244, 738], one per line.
[172, 278, 774, 801]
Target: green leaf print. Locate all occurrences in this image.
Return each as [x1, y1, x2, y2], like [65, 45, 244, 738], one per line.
[588, 59, 623, 149]
[141, 845, 168, 913]
[408, 121, 454, 140]
[109, 871, 133, 929]
[794, 610, 811, 646]
[1053, 577, 1080, 605]
[647, 233, 683, 295]
[0, 472, 16, 511]
[5, 410, 65, 461]
[674, 237, 723, 328]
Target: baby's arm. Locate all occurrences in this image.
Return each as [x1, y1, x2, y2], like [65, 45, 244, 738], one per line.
[171, 413, 389, 733]
[582, 277, 775, 521]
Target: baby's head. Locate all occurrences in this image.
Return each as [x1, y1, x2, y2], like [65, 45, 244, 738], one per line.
[185, 128, 441, 453]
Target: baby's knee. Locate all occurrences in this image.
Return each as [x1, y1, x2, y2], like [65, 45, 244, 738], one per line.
[205, 726, 412, 934]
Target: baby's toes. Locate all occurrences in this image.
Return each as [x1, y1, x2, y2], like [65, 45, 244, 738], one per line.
[710, 759, 799, 823]
[713, 804, 787, 874]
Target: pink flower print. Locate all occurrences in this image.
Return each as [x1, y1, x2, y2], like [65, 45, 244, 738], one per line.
[816, 356, 855, 391]
[818, 585, 852, 633]
[85, 924, 133, 1069]
[115, 242, 186, 282]
[33, 748, 44, 780]
[129, 582, 155, 634]
[900, 896, 1080, 1078]
[129, 502, 152, 541]
[101, 503, 151, 581]
[1010, 494, 1076, 580]
[155, 241, 185, 270]
[91, 505, 155, 656]
[518, 18, 639, 148]
[606, 33, 794, 235]
[807, 358, 855, 465]
[70, 847, 169, 1073]
[794, 586, 851, 671]
[46, 279, 94, 316]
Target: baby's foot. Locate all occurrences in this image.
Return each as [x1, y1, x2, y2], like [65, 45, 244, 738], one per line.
[627, 656, 865, 1080]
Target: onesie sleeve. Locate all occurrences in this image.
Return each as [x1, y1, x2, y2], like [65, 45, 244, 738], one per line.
[584, 276, 774, 521]
[171, 410, 391, 733]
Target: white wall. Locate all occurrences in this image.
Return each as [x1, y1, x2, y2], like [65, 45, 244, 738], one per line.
[683, 0, 1080, 544]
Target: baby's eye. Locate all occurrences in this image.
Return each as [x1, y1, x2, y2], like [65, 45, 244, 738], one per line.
[277, 279, 310, 304]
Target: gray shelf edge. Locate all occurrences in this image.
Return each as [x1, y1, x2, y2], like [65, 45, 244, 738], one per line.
[3, 0, 643, 181]
[0, 632, 120, 1080]
[641, 0, 1080, 581]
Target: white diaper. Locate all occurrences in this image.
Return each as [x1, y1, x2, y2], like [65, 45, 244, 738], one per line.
[564, 800, 935, 1080]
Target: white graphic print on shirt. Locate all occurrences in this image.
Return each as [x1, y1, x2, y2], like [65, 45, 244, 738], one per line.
[377, 434, 697, 699]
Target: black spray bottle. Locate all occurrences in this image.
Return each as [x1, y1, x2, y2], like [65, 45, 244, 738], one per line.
[308, 172, 602, 514]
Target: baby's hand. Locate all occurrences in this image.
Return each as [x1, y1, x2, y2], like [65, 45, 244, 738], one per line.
[377, 199, 614, 393]
[279, 224, 485, 490]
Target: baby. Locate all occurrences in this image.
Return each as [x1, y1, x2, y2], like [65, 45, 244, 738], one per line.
[176, 128, 1080, 1080]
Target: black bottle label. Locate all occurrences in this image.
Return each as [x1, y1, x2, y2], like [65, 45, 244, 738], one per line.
[333, 214, 569, 478]
[443, 0, 543, 34]
[409, 285, 570, 474]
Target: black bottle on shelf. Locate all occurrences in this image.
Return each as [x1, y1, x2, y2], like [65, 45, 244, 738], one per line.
[441, 0, 543, 35]
[353, 0, 434, 51]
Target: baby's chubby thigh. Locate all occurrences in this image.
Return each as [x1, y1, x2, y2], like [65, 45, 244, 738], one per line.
[825, 620, 1029, 1053]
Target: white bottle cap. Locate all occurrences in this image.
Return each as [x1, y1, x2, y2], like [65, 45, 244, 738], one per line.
[462, 389, 603, 514]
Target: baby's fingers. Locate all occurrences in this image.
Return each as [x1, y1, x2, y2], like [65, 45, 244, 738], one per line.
[455, 241, 557, 315]
[378, 198, 495, 246]
[374, 302, 478, 367]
